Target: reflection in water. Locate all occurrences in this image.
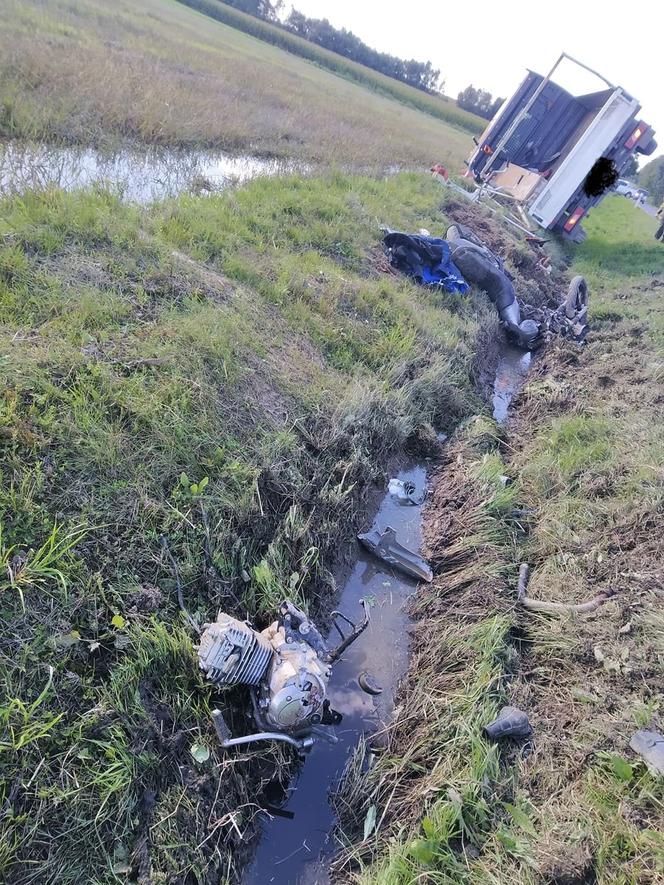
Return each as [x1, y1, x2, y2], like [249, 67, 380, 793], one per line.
[492, 345, 532, 423]
[243, 464, 427, 885]
[0, 141, 306, 202]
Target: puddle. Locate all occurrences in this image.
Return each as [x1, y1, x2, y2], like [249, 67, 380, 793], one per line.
[492, 344, 532, 423]
[243, 463, 427, 885]
[0, 141, 305, 203]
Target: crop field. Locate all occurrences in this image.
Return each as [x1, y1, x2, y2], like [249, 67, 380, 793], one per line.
[0, 0, 478, 169]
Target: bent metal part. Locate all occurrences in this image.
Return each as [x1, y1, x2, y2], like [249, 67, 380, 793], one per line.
[198, 599, 372, 752]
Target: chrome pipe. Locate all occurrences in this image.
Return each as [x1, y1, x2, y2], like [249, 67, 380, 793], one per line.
[220, 731, 313, 751]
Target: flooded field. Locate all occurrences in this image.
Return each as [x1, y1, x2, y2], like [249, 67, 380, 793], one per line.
[0, 141, 305, 202]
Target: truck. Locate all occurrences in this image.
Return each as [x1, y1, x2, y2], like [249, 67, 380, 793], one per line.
[465, 53, 657, 242]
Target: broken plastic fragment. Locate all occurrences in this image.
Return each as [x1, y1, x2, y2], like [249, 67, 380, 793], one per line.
[484, 705, 532, 740]
[629, 730, 664, 777]
[358, 526, 433, 582]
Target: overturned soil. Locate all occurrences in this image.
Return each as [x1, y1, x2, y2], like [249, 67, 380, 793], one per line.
[332, 268, 664, 882]
[444, 198, 569, 310]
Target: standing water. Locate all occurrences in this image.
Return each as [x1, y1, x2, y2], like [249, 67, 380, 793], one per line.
[0, 141, 305, 202]
[492, 344, 532, 423]
[243, 463, 427, 885]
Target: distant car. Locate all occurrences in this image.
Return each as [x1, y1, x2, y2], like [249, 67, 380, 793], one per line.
[615, 179, 640, 198]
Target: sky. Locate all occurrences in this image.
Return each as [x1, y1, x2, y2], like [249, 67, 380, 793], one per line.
[285, 0, 663, 163]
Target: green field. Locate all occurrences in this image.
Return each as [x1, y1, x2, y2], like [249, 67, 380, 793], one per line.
[1, 0, 663, 882]
[175, 0, 485, 135]
[0, 0, 477, 169]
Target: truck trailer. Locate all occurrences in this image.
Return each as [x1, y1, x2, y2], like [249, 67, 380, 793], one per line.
[465, 54, 657, 242]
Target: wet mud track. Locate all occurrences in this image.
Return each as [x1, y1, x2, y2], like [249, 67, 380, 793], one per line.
[243, 464, 427, 884]
[242, 340, 535, 883]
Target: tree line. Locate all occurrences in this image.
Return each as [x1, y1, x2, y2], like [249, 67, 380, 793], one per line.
[284, 10, 441, 92]
[457, 85, 504, 120]
[639, 155, 664, 204]
[222, 0, 442, 93]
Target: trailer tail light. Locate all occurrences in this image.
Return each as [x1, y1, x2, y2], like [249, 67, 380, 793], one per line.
[564, 206, 585, 232]
[625, 123, 647, 150]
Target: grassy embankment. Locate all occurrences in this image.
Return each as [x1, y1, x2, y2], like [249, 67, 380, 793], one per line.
[335, 196, 664, 884]
[0, 170, 504, 883]
[0, 0, 481, 167]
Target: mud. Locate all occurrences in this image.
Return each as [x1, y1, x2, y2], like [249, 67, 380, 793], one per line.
[243, 464, 428, 884]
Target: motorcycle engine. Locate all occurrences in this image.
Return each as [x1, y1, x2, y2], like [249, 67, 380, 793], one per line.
[198, 601, 333, 733]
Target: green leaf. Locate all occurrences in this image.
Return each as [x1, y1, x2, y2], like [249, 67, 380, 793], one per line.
[190, 742, 210, 763]
[198, 476, 209, 491]
[363, 804, 377, 840]
[504, 802, 537, 837]
[422, 816, 435, 839]
[111, 614, 126, 630]
[179, 472, 189, 488]
[190, 483, 198, 495]
[610, 754, 633, 782]
[409, 838, 436, 864]
[496, 828, 519, 852]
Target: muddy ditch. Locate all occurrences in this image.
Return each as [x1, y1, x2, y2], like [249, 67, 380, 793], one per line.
[243, 462, 427, 884]
[233, 338, 531, 884]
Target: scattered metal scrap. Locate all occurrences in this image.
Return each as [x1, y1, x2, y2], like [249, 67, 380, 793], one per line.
[629, 730, 664, 777]
[516, 563, 614, 615]
[388, 477, 425, 506]
[358, 671, 383, 696]
[358, 526, 433, 583]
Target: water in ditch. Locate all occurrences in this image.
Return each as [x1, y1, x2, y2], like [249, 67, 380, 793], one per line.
[243, 462, 427, 885]
[492, 344, 532, 423]
[242, 343, 533, 883]
[0, 141, 305, 203]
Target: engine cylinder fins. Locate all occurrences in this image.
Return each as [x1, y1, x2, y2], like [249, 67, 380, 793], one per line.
[198, 614, 273, 687]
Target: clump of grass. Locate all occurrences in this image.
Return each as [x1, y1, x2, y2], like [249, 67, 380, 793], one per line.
[0, 522, 85, 609]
